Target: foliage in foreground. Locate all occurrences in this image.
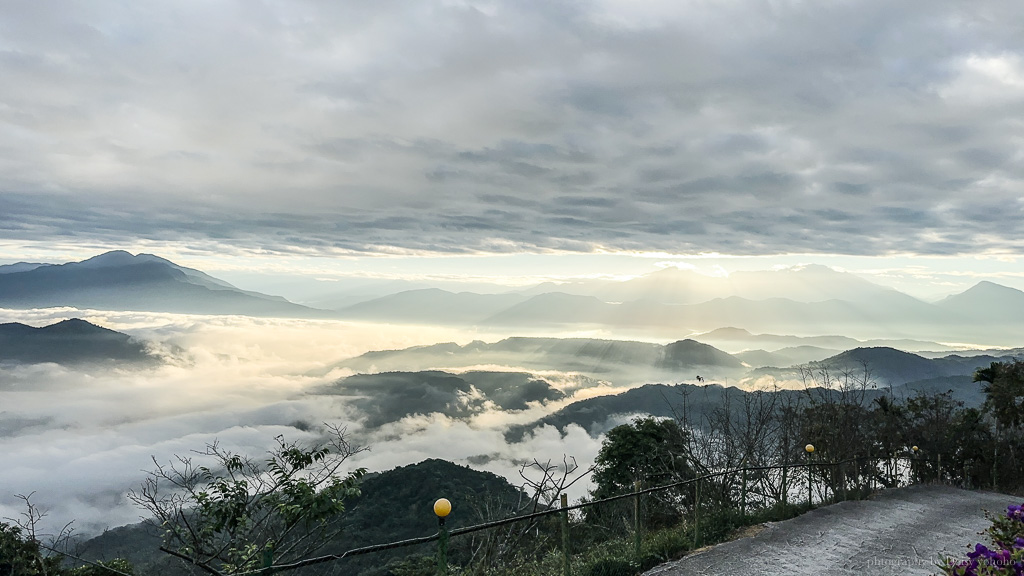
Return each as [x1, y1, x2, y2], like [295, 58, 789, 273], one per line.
[941, 503, 1024, 575]
[127, 424, 366, 575]
[0, 521, 136, 576]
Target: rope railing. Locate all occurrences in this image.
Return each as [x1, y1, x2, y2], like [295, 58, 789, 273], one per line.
[230, 452, 928, 576]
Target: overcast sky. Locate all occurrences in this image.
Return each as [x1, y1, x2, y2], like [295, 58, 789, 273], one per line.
[1, 0, 1022, 286]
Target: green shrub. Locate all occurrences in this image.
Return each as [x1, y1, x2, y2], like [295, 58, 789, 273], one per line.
[641, 526, 690, 562]
[582, 557, 635, 576]
[68, 559, 136, 575]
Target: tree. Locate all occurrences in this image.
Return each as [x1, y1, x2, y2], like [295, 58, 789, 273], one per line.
[975, 360, 1024, 430]
[975, 359, 1024, 490]
[592, 417, 692, 498]
[0, 522, 64, 576]
[900, 391, 963, 482]
[589, 417, 695, 529]
[128, 424, 366, 575]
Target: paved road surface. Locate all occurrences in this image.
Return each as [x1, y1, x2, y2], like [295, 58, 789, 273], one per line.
[643, 485, 1020, 576]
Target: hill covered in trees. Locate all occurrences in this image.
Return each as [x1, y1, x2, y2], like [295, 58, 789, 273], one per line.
[0, 319, 158, 366]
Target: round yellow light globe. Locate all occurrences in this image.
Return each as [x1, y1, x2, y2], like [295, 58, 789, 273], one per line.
[912, 445, 919, 452]
[805, 444, 815, 454]
[434, 498, 452, 518]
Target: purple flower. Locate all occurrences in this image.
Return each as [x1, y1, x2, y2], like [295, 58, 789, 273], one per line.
[968, 543, 993, 560]
[1007, 504, 1024, 522]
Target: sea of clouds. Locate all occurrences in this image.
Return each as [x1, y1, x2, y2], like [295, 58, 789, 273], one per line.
[0, 308, 614, 537]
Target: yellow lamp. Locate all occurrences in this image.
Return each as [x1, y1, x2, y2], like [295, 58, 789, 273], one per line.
[912, 445, 919, 452]
[434, 498, 452, 518]
[805, 444, 815, 454]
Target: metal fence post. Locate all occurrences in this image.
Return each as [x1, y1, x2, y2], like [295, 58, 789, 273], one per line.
[261, 544, 273, 576]
[807, 462, 812, 509]
[993, 443, 998, 490]
[560, 493, 571, 576]
[633, 481, 643, 561]
[937, 453, 942, 484]
[781, 462, 788, 507]
[740, 467, 747, 517]
[804, 444, 814, 508]
[868, 450, 873, 491]
[434, 498, 451, 576]
[437, 523, 448, 576]
[693, 478, 702, 548]
[840, 461, 847, 501]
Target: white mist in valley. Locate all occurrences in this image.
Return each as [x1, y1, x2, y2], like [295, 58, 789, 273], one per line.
[0, 309, 626, 536]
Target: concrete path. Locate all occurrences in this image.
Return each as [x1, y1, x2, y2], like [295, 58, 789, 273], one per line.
[643, 485, 1021, 576]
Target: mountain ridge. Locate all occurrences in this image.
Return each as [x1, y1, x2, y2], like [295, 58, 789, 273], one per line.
[0, 251, 327, 317]
[0, 318, 158, 365]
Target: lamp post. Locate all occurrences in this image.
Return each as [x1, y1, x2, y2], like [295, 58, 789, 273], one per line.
[435, 498, 452, 575]
[805, 444, 815, 508]
[911, 445, 919, 485]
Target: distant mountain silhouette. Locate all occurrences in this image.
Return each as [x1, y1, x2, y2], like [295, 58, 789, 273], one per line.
[662, 339, 743, 369]
[339, 288, 525, 323]
[519, 264, 894, 305]
[305, 278, 433, 310]
[483, 292, 610, 325]
[315, 370, 566, 428]
[695, 327, 953, 353]
[734, 345, 840, 368]
[331, 336, 744, 382]
[937, 281, 1024, 321]
[0, 251, 327, 317]
[0, 318, 157, 365]
[327, 273, 1024, 345]
[479, 293, 951, 334]
[810, 347, 1003, 387]
[0, 262, 51, 274]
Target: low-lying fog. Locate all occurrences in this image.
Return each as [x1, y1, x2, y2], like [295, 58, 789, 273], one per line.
[0, 308, 643, 537]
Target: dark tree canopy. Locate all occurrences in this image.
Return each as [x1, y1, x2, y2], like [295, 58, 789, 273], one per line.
[591, 417, 693, 499]
[975, 360, 1024, 429]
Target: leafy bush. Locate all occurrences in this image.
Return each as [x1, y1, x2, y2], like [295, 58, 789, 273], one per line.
[0, 522, 135, 576]
[582, 557, 635, 576]
[641, 526, 690, 562]
[128, 426, 366, 574]
[0, 522, 64, 576]
[68, 558, 136, 575]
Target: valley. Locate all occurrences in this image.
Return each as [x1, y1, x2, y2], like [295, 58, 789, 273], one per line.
[0, 252, 1020, 575]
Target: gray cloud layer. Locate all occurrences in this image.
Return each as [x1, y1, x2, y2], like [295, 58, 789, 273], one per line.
[1, 0, 1022, 256]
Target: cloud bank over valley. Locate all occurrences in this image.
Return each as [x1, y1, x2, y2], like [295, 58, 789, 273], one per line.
[0, 309, 614, 535]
